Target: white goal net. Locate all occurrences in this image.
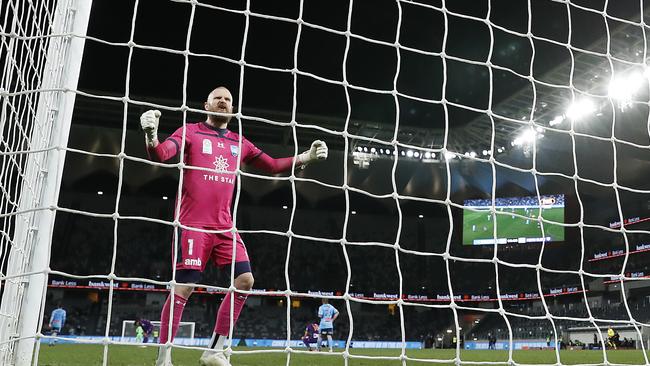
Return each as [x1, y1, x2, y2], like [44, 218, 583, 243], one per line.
[0, 0, 91, 365]
[4, 0, 650, 366]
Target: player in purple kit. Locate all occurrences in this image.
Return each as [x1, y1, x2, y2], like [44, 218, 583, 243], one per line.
[302, 323, 319, 351]
[135, 318, 154, 343]
[141, 86, 328, 366]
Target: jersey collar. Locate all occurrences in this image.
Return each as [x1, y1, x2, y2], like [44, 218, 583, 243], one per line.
[201, 122, 229, 137]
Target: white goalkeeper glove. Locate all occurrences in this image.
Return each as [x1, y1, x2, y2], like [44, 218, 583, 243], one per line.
[140, 110, 161, 147]
[298, 140, 328, 166]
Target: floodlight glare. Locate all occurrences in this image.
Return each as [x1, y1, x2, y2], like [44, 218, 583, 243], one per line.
[469, 151, 477, 158]
[549, 115, 564, 126]
[609, 71, 643, 104]
[424, 152, 431, 159]
[482, 150, 488, 156]
[444, 151, 455, 160]
[357, 146, 362, 152]
[370, 147, 376, 153]
[414, 151, 420, 158]
[406, 150, 414, 157]
[513, 128, 537, 146]
[566, 99, 596, 120]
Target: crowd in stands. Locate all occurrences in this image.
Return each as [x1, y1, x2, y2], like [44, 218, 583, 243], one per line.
[44, 190, 650, 343]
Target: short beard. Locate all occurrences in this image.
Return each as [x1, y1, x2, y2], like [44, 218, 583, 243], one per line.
[208, 114, 232, 126]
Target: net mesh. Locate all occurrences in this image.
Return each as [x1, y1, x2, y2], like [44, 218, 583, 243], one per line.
[3, 0, 650, 365]
[0, 0, 81, 363]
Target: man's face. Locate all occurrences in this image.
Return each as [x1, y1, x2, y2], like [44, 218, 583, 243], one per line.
[205, 87, 233, 123]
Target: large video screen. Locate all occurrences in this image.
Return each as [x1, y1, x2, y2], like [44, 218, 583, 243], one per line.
[462, 194, 565, 246]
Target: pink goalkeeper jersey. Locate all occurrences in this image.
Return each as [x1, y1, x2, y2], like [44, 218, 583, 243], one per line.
[149, 122, 262, 229]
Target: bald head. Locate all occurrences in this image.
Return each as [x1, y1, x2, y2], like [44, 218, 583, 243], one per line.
[204, 86, 234, 128]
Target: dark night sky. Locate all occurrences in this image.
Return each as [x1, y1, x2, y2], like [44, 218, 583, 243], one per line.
[77, 0, 645, 130]
[65, 0, 650, 225]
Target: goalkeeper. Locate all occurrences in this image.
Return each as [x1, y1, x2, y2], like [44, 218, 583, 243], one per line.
[141, 86, 328, 366]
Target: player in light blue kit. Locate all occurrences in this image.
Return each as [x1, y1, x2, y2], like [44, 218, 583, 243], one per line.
[316, 298, 339, 352]
[48, 302, 66, 346]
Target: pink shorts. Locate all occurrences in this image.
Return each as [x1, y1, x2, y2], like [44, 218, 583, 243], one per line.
[173, 227, 249, 271]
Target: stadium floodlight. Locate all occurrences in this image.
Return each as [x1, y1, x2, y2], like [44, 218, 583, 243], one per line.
[370, 147, 376, 153]
[418, 214, 424, 218]
[609, 71, 643, 108]
[513, 128, 537, 146]
[469, 151, 477, 158]
[482, 150, 488, 156]
[497, 147, 504, 153]
[406, 150, 414, 157]
[363, 146, 368, 152]
[282, 205, 288, 209]
[351, 210, 357, 215]
[97, 191, 103, 195]
[162, 196, 168, 200]
[414, 151, 420, 158]
[565, 98, 596, 120]
[424, 152, 431, 159]
[549, 115, 565, 126]
[444, 151, 455, 160]
[379, 148, 384, 154]
[356, 146, 362, 152]
[401, 150, 406, 156]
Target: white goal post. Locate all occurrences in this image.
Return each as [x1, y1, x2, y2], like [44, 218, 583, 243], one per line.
[0, 1, 92, 365]
[120, 320, 195, 342]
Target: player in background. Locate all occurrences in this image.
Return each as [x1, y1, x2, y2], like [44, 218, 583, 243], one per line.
[135, 323, 145, 343]
[316, 299, 339, 352]
[302, 323, 319, 351]
[607, 326, 618, 349]
[141, 86, 328, 366]
[135, 318, 154, 343]
[48, 302, 66, 346]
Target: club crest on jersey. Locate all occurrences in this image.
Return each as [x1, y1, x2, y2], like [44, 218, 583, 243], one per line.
[217, 141, 224, 149]
[202, 139, 212, 154]
[230, 145, 239, 157]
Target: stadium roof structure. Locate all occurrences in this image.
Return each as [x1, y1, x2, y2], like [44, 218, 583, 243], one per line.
[72, 3, 650, 162]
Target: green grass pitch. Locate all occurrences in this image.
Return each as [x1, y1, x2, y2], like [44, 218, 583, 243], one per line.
[463, 207, 565, 245]
[36, 344, 650, 365]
